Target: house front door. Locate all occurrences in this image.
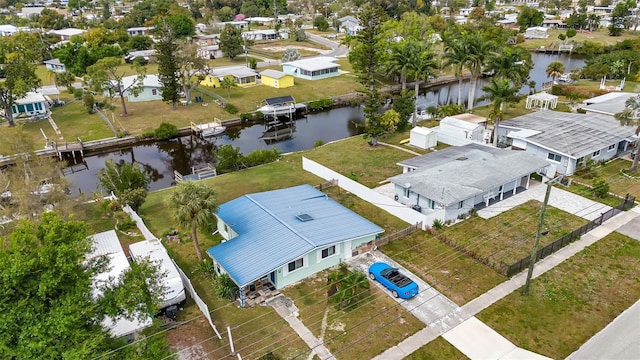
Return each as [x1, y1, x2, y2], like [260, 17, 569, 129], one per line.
[269, 271, 275, 285]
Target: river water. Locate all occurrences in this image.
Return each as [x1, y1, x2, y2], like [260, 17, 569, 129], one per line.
[66, 53, 585, 194]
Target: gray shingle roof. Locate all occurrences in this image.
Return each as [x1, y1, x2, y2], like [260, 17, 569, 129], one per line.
[390, 145, 549, 206]
[500, 111, 637, 159]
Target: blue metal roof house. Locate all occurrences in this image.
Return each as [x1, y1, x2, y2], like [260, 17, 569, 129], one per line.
[206, 185, 384, 294]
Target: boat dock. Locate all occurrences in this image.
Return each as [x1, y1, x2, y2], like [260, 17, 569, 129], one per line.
[174, 163, 217, 183]
[190, 120, 227, 139]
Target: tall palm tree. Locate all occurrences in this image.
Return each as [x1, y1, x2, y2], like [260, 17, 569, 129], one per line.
[408, 43, 437, 126]
[463, 33, 496, 110]
[220, 77, 237, 99]
[487, 46, 532, 87]
[546, 61, 566, 81]
[386, 40, 417, 91]
[169, 181, 218, 261]
[479, 78, 520, 147]
[443, 37, 469, 107]
[615, 95, 640, 172]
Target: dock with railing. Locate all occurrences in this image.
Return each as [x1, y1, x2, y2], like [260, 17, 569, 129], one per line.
[174, 163, 217, 183]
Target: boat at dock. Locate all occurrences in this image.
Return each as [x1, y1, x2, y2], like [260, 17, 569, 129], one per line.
[258, 96, 307, 117]
[190, 120, 226, 138]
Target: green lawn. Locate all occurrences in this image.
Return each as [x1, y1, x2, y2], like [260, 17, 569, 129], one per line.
[477, 232, 640, 359]
[519, 28, 640, 50]
[570, 158, 640, 199]
[51, 99, 115, 141]
[281, 270, 425, 359]
[405, 337, 469, 360]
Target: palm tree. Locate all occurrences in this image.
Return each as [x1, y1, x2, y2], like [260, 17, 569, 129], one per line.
[408, 43, 437, 126]
[220, 77, 237, 99]
[327, 263, 370, 310]
[487, 46, 532, 87]
[479, 78, 520, 147]
[546, 61, 566, 81]
[463, 33, 496, 110]
[169, 181, 218, 261]
[615, 95, 640, 172]
[443, 37, 468, 107]
[386, 40, 417, 91]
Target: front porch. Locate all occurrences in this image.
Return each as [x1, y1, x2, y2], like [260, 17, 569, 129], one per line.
[474, 186, 529, 211]
[241, 276, 281, 308]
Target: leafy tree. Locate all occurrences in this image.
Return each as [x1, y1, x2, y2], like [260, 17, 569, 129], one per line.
[0, 212, 169, 359]
[240, 1, 260, 17]
[614, 95, 640, 172]
[217, 6, 236, 22]
[127, 35, 154, 51]
[98, 159, 151, 199]
[162, 13, 195, 38]
[219, 24, 244, 60]
[220, 77, 237, 98]
[38, 8, 66, 29]
[392, 89, 415, 131]
[609, 2, 628, 35]
[169, 181, 218, 261]
[0, 33, 41, 126]
[348, 4, 387, 145]
[155, 21, 181, 110]
[175, 42, 207, 103]
[314, 15, 329, 31]
[215, 144, 245, 173]
[281, 48, 301, 62]
[546, 60, 566, 81]
[478, 78, 520, 146]
[87, 56, 146, 116]
[327, 263, 370, 310]
[517, 6, 544, 31]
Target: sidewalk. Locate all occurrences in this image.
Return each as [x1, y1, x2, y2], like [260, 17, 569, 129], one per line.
[376, 205, 640, 359]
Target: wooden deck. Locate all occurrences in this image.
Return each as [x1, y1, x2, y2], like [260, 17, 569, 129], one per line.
[174, 163, 217, 183]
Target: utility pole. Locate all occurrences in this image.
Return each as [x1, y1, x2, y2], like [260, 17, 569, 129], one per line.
[523, 175, 562, 296]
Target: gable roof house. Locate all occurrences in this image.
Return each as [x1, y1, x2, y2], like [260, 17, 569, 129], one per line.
[207, 185, 384, 306]
[108, 74, 163, 102]
[496, 111, 638, 175]
[282, 56, 340, 81]
[389, 144, 549, 225]
[43, 58, 66, 73]
[48, 27, 86, 41]
[581, 92, 637, 117]
[338, 15, 362, 35]
[12, 92, 48, 118]
[199, 66, 257, 88]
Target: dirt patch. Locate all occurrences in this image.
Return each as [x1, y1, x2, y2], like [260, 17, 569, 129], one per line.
[166, 318, 216, 360]
[259, 45, 332, 55]
[328, 319, 345, 332]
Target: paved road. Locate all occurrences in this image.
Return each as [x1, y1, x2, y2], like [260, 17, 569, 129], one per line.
[306, 33, 349, 58]
[567, 298, 640, 360]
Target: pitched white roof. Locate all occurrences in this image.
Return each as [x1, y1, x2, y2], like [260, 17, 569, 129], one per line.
[208, 65, 256, 78]
[441, 116, 483, 131]
[16, 92, 46, 105]
[49, 28, 86, 37]
[119, 74, 162, 89]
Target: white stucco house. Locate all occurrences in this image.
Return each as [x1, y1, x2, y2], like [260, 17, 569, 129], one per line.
[12, 92, 48, 117]
[108, 74, 163, 102]
[43, 58, 66, 73]
[496, 111, 638, 175]
[389, 143, 549, 225]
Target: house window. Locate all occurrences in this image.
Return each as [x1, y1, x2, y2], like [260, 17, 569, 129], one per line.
[547, 152, 561, 162]
[458, 201, 464, 209]
[287, 258, 304, 272]
[152, 89, 157, 95]
[321, 245, 336, 259]
[427, 199, 435, 209]
[592, 150, 601, 157]
[403, 187, 410, 198]
[608, 144, 616, 151]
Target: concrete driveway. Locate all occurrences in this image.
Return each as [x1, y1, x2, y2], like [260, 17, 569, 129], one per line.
[478, 182, 612, 221]
[347, 251, 468, 333]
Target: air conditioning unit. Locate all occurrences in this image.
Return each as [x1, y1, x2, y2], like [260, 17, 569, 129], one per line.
[411, 204, 422, 212]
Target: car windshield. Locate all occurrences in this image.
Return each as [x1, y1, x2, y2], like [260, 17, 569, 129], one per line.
[381, 268, 399, 277]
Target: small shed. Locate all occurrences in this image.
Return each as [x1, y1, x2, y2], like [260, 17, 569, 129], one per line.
[410, 127, 437, 150]
[437, 115, 485, 146]
[260, 69, 294, 89]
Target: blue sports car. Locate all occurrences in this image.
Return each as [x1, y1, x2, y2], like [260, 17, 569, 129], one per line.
[368, 262, 419, 299]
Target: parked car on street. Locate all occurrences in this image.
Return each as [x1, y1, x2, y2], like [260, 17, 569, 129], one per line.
[368, 262, 419, 299]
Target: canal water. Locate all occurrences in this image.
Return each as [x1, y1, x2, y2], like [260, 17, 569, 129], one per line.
[66, 54, 586, 194]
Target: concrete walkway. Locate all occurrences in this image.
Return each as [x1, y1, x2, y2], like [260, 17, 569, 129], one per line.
[268, 295, 334, 360]
[374, 205, 640, 359]
[477, 181, 612, 221]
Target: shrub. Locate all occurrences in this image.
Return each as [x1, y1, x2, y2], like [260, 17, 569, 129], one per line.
[592, 179, 610, 198]
[140, 129, 156, 139]
[576, 108, 587, 114]
[214, 273, 239, 300]
[83, 94, 95, 113]
[432, 218, 444, 230]
[116, 216, 137, 231]
[119, 187, 148, 212]
[566, 28, 577, 38]
[314, 140, 325, 147]
[154, 122, 178, 140]
[73, 88, 84, 99]
[558, 33, 566, 41]
[307, 98, 333, 111]
[224, 102, 238, 114]
[243, 148, 281, 167]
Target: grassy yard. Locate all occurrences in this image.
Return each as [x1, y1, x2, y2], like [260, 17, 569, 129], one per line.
[441, 200, 589, 272]
[381, 231, 506, 305]
[557, 182, 628, 208]
[281, 270, 425, 359]
[406, 337, 469, 360]
[519, 28, 640, 50]
[570, 158, 640, 199]
[477, 232, 640, 359]
[51, 99, 115, 141]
